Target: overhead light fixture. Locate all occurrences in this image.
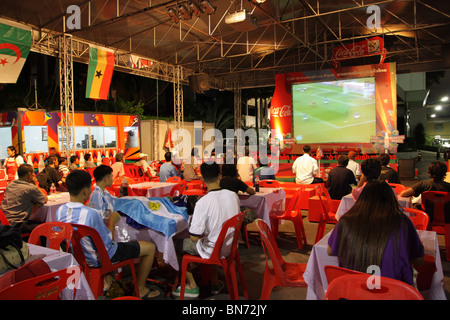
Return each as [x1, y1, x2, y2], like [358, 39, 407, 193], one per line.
[441, 96, 449, 102]
[201, 1, 216, 15]
[168, 8, 179, 23]
[254, 0, 266, 3]
[435, 105, 442, 111]
[430, 114, 436, 118]
[179, 5, 192, 20]
[225, 9, 258, 31]
[190, 2, 203, 17]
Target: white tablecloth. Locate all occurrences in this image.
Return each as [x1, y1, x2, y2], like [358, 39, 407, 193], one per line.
[304, 229, 446, 300]
[25, 244, 95, 300]
[129, 182, 176, 198]
[114, 211, 189, 271]
[239, 188, 286, 226]
[335, 193, 412, 220]
[31, 192, 70, 222]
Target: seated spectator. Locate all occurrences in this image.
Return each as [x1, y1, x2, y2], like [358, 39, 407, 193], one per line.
[378, 153, 400, 184]
[69, 155, 80, 172]
[351, 158, 382, 201]
[328, 180, 424, 286]
[236, 146, 257, 183]
[111, 152, 126, 180]
[58, 156, 70, 177]
[400, 161, 450, 200]
[137, 153, 156, 178]
[183, 148, 200, 182]
[46, 155, 65, 189]
[84, 153, 97, 169]
[292, 145, 323, 184]
[159, 152, 181, 182]
[346, 151, 361, 182]
[253, 155, 276, 185]
[173, 162, 240, 298]
[1, 164, 47, 234]
[220, 164, 255, 195]
[55, 170, 160, 299]
[326, 155, 357, 200]
[89, 165, 121, 236]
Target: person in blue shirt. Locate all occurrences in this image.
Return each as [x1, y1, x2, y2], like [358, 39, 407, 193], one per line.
[253, 155, 276, 185]
[159, 151, 181, 182]
[55, 170, 160, 299]
[89, 165, 121, 236]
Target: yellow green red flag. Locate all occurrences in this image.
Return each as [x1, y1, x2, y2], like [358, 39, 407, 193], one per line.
[85, 46, 115, 100]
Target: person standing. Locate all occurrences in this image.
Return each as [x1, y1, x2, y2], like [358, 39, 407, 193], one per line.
[4, 146, 24, 181]
[346, 151, 361, 182]
[292, 145, 323, 184]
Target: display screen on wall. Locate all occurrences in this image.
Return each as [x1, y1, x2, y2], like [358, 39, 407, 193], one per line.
[0, 127, 13, 159]
[24, 126, 49, 153]
[124, 126, 139, 148]
[292, 77, 376, 143]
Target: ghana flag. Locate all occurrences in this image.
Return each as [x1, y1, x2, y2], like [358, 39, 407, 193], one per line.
[85, 46, 115, 100]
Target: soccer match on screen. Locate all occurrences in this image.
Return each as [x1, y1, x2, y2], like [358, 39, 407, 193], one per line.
[292, 77, 376, 144]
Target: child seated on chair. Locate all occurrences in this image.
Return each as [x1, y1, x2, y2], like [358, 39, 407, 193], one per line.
[89, 165, 122, 236]
[173, 162, 240, 298]
[55, 170, 160, 299]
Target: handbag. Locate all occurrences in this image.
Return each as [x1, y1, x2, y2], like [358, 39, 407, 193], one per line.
[0, 225, 29, 272]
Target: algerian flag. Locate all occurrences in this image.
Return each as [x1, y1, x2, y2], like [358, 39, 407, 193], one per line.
[0, 18, 32, 84]
[85, 46, 115, 100]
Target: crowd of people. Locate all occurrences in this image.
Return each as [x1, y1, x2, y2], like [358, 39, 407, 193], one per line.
[0, 143, 449, 300]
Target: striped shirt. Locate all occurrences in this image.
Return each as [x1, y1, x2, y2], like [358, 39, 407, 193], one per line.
[89, 185, 116, 217]
[55, 202, 118, 266]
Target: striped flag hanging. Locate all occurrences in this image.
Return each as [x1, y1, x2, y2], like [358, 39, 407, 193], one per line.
[85, 46, 115, 100]
[0, 18, 32, 84]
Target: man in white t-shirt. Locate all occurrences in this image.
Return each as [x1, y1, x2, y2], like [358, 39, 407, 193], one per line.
[346, 151, 361, 182]
[173, 161, 240, 298]
[292, 145, 323, 184]
[236, 147, 257, 182]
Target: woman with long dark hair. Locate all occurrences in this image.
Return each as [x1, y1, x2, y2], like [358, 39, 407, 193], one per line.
[4, 146, 24, 181]
[327, 180, 424, 286]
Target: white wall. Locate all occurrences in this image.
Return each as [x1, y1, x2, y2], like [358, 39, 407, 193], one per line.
[140, 120, 215, 161]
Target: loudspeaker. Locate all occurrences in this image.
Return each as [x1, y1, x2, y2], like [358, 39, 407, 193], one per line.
[189, 73, 210, 93]
[442, 43, 450, 67]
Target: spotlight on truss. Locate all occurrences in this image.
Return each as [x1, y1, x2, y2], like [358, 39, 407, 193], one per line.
[179, 5, 192, 20]
[189, 2, 203, 17]
[201, 1, 216, 15]
[168, 8, 179, 23]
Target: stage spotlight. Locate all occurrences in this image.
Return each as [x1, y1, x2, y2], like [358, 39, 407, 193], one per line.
[179, 5, 192, 20]
[168, 8, 179, 23]
[201, 1, 216, 15]
[189, 2, 203, 17]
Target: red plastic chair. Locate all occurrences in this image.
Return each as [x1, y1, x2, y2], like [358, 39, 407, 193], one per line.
[28, 222, 73, 252]
[179, 211, 248, 300]
[102, 157, 111, 166]
[0, 265, 81, 300]
[69, 223, 140, 299]
[388, 183, 408, 194]
[169, 183, 185, 197]
[314, 184, 339, 244]
[324, 265, 365, 286]
[324, 273, 424, 300]
[0, 209, 9, 225]
[166, 176, 182, 183]
[403, 207, 429, 231]
[269, 188, 308, 249]
[112, 296, 142, 300]
[259, 180, 280, 188]
[421, 191, 450, 260]
[256, 219, 307, 300]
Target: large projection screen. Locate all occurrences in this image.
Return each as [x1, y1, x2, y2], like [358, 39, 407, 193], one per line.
[292, 77, 376, 144]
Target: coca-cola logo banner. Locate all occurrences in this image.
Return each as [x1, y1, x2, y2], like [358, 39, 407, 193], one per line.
[270, 105, 292, 118]
[332, 36, 386, 66]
